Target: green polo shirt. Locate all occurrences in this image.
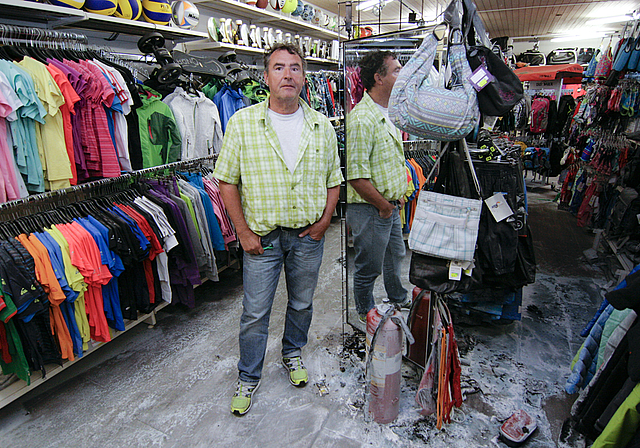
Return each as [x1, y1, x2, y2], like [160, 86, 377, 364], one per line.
[346, 92, 407, 204]
[214, 98, 343, 236]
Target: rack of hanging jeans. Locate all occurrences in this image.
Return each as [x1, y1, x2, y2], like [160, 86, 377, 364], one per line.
[0, 155, 238, 409]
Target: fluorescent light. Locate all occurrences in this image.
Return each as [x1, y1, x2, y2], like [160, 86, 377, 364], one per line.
[550, 32, 607, 43]
[587, 15, 633, 26]
[356, 0, 393, 11]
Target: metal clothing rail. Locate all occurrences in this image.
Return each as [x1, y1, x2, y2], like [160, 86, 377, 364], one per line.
[0, 155, 217, 220]
[0, 24, 88, 48]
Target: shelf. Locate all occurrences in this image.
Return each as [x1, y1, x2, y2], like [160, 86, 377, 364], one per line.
[194, 0, 341, 41]
[79, 12, 208, 42]
[0, 301, 170, 410]
[186, 40, 266, 54]
[0, 0, 208, 43]
[186, 40, 338, 65]
[307, 56, 339, 65]
[0, 0, 86, 28]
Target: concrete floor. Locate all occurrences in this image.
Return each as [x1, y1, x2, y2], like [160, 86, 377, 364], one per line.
[0, 180, 608, 448]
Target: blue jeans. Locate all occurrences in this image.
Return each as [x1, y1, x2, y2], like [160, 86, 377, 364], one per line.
[238, 227, 324, 383]
[347, 203, 407, 315]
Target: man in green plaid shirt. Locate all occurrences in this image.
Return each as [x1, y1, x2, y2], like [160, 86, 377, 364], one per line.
[214, 43, 342, 416]
[347, 50, 410, 322]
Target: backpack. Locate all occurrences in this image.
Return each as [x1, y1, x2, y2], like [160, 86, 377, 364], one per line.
[530, 97, 551, 133]
[552, 94, 576, 136]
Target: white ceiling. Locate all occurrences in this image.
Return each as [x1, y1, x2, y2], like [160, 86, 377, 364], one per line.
[311, 0, 640, 41]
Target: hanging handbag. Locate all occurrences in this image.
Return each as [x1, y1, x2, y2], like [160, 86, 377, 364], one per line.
[388, 0, 479, 142]
[595, 42, 613, 78]
[614, 20, 640, 71]
[409, 251, 484, 294]
[583, 47, 601, 79]
[462, 0, 523, 117]
[408, 140, 482, 262]
[546, 48, 578, 65]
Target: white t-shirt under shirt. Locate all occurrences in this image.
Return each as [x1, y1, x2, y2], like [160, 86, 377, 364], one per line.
[268, 106, 304, 173]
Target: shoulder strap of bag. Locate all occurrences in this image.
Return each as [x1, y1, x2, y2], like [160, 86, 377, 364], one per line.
[422, 140, 483, 198]
[461, 0, 491, 49]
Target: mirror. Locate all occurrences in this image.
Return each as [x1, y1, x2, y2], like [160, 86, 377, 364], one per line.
[342, 27, 443, 331]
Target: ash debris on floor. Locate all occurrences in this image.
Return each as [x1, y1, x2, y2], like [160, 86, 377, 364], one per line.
[331, 270, 606, 448]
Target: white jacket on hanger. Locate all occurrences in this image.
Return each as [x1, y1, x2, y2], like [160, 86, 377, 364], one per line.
[163, 87, 224, 160]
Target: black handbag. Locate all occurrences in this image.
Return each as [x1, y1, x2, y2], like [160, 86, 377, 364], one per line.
[577, 48, 595, 64]
[409, 251, 484, 294]
[460, 0, 524, 117]
[517, 51, 546, 66]
[547, 48, 577, 65]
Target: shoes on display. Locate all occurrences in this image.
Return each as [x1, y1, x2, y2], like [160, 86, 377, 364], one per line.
[231, 379, 260, 416]
[282, 356, 308, 387]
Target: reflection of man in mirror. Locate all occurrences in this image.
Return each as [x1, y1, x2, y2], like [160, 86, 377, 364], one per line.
[347, 50, 410, 322]
[215, 43, 343, 416]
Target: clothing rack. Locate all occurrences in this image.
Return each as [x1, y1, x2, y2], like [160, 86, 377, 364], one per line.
[403, 139, 439, 154]
[0, 156, 217, 220]
[0, 24, 88, 49]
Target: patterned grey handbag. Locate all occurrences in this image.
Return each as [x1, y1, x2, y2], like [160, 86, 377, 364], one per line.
[389, 27, 479, 141]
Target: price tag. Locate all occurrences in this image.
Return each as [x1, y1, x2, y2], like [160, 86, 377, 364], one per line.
[485, 193, 514, 222]
[469, 65, 495, 92]
[449, 261, 463, 281]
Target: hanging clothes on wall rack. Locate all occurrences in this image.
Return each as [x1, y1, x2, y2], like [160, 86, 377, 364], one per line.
[0, 25, 159, 201]
[0, 155, 238, 386]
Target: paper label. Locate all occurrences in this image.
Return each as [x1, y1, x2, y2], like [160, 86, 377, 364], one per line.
[485, 193, 514, 222]
[449, 261, 463, 281]
[469, 65, 494, 91]
[463, 260, 474, 276]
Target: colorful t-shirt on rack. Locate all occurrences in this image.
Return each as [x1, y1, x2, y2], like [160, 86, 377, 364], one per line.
[57, 222, 112, 343]
[0, 60, 46, 193]
[53, 59, 89, 181]
[33, 230, 83, 358]
[0, 87, 24, 202]
[45, 61, 80, 186]
[16, 233, 74, 362]
[77, 216, 125, 332]
[45, 225, 90, 352]
[18, 56, 72, 190]
[91, 59, 133, 172]
[79, 60, 121, 178]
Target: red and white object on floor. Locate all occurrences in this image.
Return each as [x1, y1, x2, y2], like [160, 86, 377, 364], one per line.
[500, 409, 537, 446]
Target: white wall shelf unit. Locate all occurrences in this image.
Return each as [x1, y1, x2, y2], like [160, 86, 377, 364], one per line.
[0, 0, 208, 43]
[194, 0, 341, 41]
[185, 40, 338, 65]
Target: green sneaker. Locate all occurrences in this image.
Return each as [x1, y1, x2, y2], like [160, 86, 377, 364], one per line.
[230, 380, 260, 416]
[282, 356, 308, 387]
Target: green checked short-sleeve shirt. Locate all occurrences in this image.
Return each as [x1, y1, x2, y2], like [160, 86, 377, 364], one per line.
[214, 99, 343, 236]
[346, 92, 407, 204]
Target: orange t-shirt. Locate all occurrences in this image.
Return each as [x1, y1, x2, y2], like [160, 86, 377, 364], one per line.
[17, 234, 74, 361]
